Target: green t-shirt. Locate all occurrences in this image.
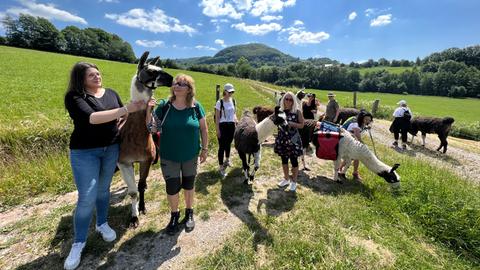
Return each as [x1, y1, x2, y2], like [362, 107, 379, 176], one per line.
[154, 99, 205, 162]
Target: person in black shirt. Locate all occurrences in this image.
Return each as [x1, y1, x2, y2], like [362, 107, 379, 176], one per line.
[63, 62, 144, 270]
[302, 93, 319, 120]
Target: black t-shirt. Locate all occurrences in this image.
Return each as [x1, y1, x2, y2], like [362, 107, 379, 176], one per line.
[302, 101, 316, 119]
[65, 88, 123, 149]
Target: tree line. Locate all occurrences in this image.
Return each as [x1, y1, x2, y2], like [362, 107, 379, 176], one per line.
[180, 45, 480, 98]
[1, 14, 136, 63]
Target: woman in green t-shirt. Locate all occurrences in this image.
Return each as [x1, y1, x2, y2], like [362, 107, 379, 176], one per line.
[146, 74, 208, 235]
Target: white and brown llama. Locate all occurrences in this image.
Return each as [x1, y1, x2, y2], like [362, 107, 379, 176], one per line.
[234, 107, 288, 184]
[332, 129, 401, 187]
[118, 51, 173, 227]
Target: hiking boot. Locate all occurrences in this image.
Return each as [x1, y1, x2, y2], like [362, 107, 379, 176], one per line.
[165, 211, 180, 235]
[289, 182, 297, 192]
[180, 208, 195, 232]
[64, 242, 85, 270]
[277, 179, 290, 188]
[95, 222, 116, 242]
[352, 173, 363, 181]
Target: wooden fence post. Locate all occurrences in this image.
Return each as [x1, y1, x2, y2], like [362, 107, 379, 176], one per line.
[353, 91, 357, 108]
[372, 99, 380, 115]
[215, 84, 220, 101]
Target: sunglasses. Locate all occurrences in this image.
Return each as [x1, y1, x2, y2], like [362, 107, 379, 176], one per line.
[284, 98, 293, 101]
[173, 82, 189, 87]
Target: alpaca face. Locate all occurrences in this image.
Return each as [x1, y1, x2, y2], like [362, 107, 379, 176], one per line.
[136, 51, 173, 96]
[377, 163, 401, 184]
[271, 106, 288, 129]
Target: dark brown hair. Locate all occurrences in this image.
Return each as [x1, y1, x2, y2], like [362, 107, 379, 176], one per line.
[64, 62, 99, 108]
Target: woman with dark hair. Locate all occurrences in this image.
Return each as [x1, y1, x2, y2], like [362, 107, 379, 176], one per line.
[63, 62, 145, 270]
[341, 110, 373, 181]
[302, 93, 320, 120]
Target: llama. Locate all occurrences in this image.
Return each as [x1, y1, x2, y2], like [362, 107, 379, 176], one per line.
[253, 105, 274, 123]
[409, 116, 455, 153]
[234, 107, 287, 184]
[299, 119, 318, 170]
[333, 129, 400, 186]
[118, 51, 173, 227]
[336, 108, 360, 124]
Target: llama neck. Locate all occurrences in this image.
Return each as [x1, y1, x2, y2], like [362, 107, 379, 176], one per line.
[345, 134, 390, 173]
[256, 117, 276, 142]
[130, 76, 151, 102]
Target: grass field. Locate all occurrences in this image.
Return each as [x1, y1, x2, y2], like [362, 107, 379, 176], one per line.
[1, 46, 480, 268]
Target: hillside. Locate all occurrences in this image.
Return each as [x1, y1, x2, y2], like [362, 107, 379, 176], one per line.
[176, 43, 299, 67]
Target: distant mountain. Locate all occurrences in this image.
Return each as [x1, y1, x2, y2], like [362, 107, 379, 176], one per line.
[175, 43, 336, 67]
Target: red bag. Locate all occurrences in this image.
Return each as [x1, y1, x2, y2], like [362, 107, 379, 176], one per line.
[314, 131, 340, 160]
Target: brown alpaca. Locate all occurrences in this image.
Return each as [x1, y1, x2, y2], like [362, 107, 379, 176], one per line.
[118, 51, 173, 228]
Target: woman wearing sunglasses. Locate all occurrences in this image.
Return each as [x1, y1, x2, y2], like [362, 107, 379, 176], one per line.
[146, 74, 208, 235]
[274, 92, 304, 192]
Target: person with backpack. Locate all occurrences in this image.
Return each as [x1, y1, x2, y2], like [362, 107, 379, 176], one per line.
[215, 83, 238, 177]
[146, 74, 208, 235]
[389, 100, 413, 150]
[341, 110, 373, 181]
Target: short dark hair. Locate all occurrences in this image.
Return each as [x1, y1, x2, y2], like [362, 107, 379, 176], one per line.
[357, 109, 373, 126]
[64, 62, 99, 109]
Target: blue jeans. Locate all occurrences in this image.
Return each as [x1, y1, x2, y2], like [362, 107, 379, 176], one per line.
[70, 144, 119, 243]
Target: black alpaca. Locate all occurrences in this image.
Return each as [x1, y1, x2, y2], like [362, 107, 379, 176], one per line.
[409, 116, 455, 153]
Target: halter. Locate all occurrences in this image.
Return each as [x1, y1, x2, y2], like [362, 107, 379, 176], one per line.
[136, 70, 157, 90]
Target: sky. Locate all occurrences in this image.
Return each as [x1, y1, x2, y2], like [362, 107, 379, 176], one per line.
[1, 0, 480, 63]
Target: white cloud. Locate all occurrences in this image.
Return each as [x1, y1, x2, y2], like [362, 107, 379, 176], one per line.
[233, 0, 253, 10]
[260, 15, 282, 22]
[348, 11, 357, 21]
[365, 8, 391, 17]
[195, 45, 218, 51]
[280, 21, 329, 45]
[215, 39, 227, 47]
[6, 0, 87, 24]
[135, 40, 165, 48]
[288, 30, 329, 45]
[370, 14, 392, 27]
[231, 22, 282, 35]
[105, 8, 196, 34]
[250, 0, 296, 17]
[200, 0, 244, 19]
[99, 0, 119, 3]
[365, 8, 375, 17]
[293, 20, 303, 26]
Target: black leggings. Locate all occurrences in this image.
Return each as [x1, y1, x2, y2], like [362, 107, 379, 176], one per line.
[390, 117, 410, 143]
[281, 155, 299, 168]
[218, 122, 235, 165]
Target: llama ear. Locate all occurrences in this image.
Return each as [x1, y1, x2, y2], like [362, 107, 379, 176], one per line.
[148, 56, 160, 66]
[390, 163, 400, 173]
[153, 57, 162, 66]
[274, 106, 280, 114]
[138, 51, 149, 70]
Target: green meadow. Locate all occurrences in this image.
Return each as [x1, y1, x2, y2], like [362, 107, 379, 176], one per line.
[356, 66, 413, 76]
[1, 46, 479, 268]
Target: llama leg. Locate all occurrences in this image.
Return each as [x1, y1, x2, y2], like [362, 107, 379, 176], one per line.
[421, 133, 426, 146]
[238, 151, 249, 182]
[250, 150, 261, 181]
[437, 134, 448, 153]
[118, 163, 139, 228]
[138, 161, 152, 215]
[334, 159, 342, 183]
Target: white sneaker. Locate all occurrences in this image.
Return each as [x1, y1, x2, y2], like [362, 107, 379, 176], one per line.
[64, 242, 85, 270]
[289, 182, 297, 192]
[219, 166, 226, 178]
[95, 222, 116, 242]
[277, 179, 290, 188]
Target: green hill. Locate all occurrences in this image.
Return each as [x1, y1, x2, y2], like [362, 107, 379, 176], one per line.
[176, 43, 298, 67]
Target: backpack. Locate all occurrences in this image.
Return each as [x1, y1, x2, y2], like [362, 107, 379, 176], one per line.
[403, 108, 411, 121]
[342, 116, 357, 130]
[215, 98, 236, 121]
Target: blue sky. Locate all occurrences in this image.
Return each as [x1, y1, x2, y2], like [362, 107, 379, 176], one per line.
[1, 0, 479, 63]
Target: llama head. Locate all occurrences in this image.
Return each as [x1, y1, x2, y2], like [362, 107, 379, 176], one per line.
[136, 51, 173, 96]
[443, 117, 455, 125]
[296, 89, 306, 100]
[270, 106, 288, 128]
[377, 163, 401, 185]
